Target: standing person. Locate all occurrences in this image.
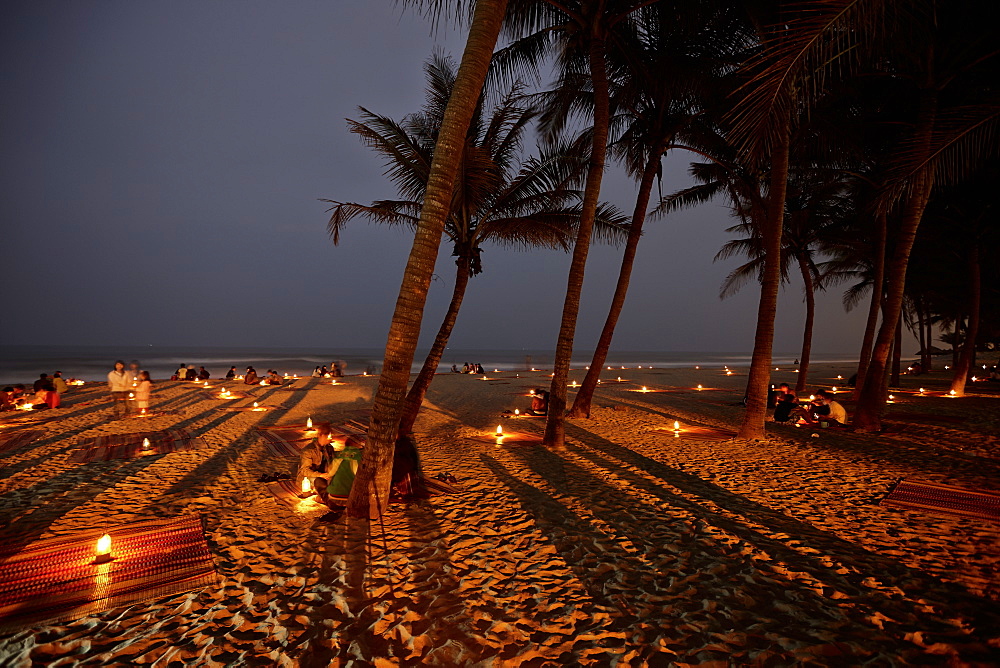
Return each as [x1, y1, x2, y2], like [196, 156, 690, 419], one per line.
[52, 371, 68, 395]
[135, 371, 153, 413]
[108, 360, 132, 418]
[226, 366, 237, 379]
[128, 360, 142, 384]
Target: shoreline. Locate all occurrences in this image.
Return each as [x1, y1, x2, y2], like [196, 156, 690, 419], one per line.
[1, 362, 998, 664]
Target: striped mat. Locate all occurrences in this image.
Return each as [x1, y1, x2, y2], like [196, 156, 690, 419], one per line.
[70, 429, 208, 463]
[255, 422, 365, 458]
[0, 515, 218, 632]
[0, 429, 45, 455]
[651, 425, 737, 441]
[881, 480, 1000, 523]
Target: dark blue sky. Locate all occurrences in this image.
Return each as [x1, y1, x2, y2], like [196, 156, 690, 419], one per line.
[1, 0, 900, 356]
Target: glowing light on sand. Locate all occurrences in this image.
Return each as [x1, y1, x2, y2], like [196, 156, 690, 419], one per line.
[696, 385, 703, 391]
[831, 387, 838, 393]
[641, 386, 648, 392]
[948, 390, 957, 397]
[570, 381, 578, 388]
[726, 370, 733, 376]
[695, 366, 700, 370]
[837, 375, 843, 380]
[306, 417, 313, 429]
[259, 380, 267, 386]
[140, 408, 147, 416]
[142, 438, 151, 450]
[531, 368, 538, 371]
[617, 377, 622, 382]
[972, 376, 979, 382]
[362, 372, 369, 376]
[94, 534, 112, 563]
[331, 379, 338, 385]
[809, 395, 815, 401]
[945, 365, 950, 370]
[608, 366, 613, 370]
[529, 389, 535, 395]
[919, 388, 926, 394]
[775, 367, 780, 371]
[204, 382, 210, 388]
[514, 409, 520, 416]
[494, 369, 499, 373]
[128, 393, 134, 399]
[673, 421, 681, 432]
[301, 478, 311, 494]
[481, 376, 490, 381]
[496, 425, 503, 437]
[887, 395, 895, 403]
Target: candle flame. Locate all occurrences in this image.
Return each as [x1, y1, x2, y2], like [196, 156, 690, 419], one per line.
[696, 385, 703, 390]
[514, 409, 519, 415]
[306, 417, 313, 429]
[96, 533, 111, 556]
[919, 388, 925, 393]
[253, 402, 258, 408]
[641, 386, 648, 392]
[496, 425, 503, 436]
[949, 390, 957, 396]
[301, 478, 311, 493]
[673, 421, 680, 431]
[142, 438, 151, 449]
[831, 387, 838, 393]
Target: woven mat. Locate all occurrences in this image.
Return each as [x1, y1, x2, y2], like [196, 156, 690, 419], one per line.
[254, 422, 332, 458]
[70, 429, 208, 463]
[651, 426, 737, 441]
[881, 480, 1000, 523]
[0, 515, 218, 632]
[0, 429, 45, 455]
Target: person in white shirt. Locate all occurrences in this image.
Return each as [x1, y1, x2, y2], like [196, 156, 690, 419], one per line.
[107, 360, 132, 419]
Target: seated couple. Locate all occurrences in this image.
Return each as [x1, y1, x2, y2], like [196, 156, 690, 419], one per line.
[295, 426, 430, 517]
[773, 389, 848, 427]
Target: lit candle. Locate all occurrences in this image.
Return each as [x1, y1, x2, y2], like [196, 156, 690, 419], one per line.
[571, 381, 578, 387]
[726, 370, 733, 376]
[259, 380, 266, 386]
[529, 389, 535, 395]
[142, 438, 151, 450]
[695, 366, 700, 370]
[94, 533, 113, 564]
[972, 376, 979, 382]
[697, 385, 703, 390]
[253, 402, 258, 408]
[887, 395, 895, 403]
[616, 377, 622, 382]
[919, 388, 925, 394]
[673, 421, 680, 432]
[837, 375, 843, 380]
[301, 477, 311, 494]
[331, 379, 337, 385]
[495, 425, 503, 437]
[945, 366, 950, 370]
[775, 367, 780, 371]
[128, 392, 134, 399]
[140, 408, 147, 416]
[494, 369, 499, 373]
[949, 390, 957, 397]
[641, 386, 648, 392]
[306, 417, 313, 429]
[204, 382, 210, 388]
[831, 387, 838, 393]
[607, 366, 613, 370]
[809, 395, 815, 401]
[514, 409, 520, 416]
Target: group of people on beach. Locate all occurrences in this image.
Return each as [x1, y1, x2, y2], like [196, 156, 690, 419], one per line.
[770, 383, 848, 428]
[172, 364, 211, 381]
[108, 360, 152, 419]
[1, 371, 73, 411]
[312, 361, 346, 378]
[454, 362, 485, 374]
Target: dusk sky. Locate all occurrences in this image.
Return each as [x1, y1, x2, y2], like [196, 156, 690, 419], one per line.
[2, 0, 905, 357]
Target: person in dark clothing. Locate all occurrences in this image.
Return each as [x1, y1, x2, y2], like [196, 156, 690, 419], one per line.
[197, 366, 210, 380]
[33, 374, 55, 393]
[772, 393, 797, 422]
[226, 366, 237, 379]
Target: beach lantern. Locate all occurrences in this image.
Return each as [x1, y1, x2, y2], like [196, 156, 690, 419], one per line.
[140, 408, 147, 417]
[972, 376, 979, 382]
[494, 369, 499, 373]
[695, 366, 700, 370]
[94, 533, 113, 564]
[617, 377, 622, 382]
[919, 388, 925, 394]
[696, 385, 703, 391]
[142, 438, 151, 450]
[887, 395, 895, 403]
[641, 386, 648, 392]
[571, 381, 578, 388]
[253, 402, 258, 408]
[945, 365, 950, 370]
[306, 417, 313, 429]
[831, 387, 838, 393]
[514, 409, 520, 416]
[949, 390, 957, 397]
[809, 395, 816, 401]
[496, 425, 503, 437]
[726, 370, 733, 376]
[673, 421, 681, 432]
[837, 375, 843, 380]
[128, 393, 134, 400]
[301, 477, 312, 494]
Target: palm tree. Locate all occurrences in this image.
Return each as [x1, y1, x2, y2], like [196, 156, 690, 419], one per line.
[347, 0, 510, 519]
[325, 53, 626, 437]
[500, 0, 663, 447]
[567, 1, 754, 418]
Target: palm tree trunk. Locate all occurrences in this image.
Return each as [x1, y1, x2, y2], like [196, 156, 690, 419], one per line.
[543, 36, 611, 447]
[915, 297, 927, 371]
[569, 143, 663, 418]
[737, 113, 790, 441]
[923, 312, 934, 371]
[853, 88, 937, 433]
[397, 254, 472, 436]
[347, 0, 508, 518]
[852, 210, 886, 401]
[794, 254, 815, 393]
[949, 246, 981, 396]
[890, 315, 902, 387]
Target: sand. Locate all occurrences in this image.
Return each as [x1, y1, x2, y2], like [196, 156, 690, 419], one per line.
[1, 362, 998, 666]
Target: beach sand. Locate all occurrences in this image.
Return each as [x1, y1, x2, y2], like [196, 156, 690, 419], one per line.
[1, 362, 998, 666]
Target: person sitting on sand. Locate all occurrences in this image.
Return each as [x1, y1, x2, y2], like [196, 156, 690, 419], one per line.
[197, 366, 210, 380]
[297, 427, 362, 507]
[33, 373, 54, 394]
[772, 392, 797, 423]
[266, 370, 282, 385]
[135, 371, 153, 412]
[1, 387, 16, 411]
[311, 366, 322, 377]
[793, 390, 847, 427]
[185, 366, 197, 381]
[52, 371, 68, 395]
[226, 366, 237, 379]
[528, 389, 549, 416]
[244, 367, 259, 384]
[175, 364, 187, 381]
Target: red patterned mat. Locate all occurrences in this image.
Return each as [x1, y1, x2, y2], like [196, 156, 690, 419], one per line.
[0, 515, 218, 632]
[881, 480, 1000, 523]
[70, 429, 208, 463]
[651, 426, 737, 441]
[254, 422, 340, 458]
[0, 429, 45, 454]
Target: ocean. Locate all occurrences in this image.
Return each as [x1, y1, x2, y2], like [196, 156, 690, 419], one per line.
[0, 345, 860, 384]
